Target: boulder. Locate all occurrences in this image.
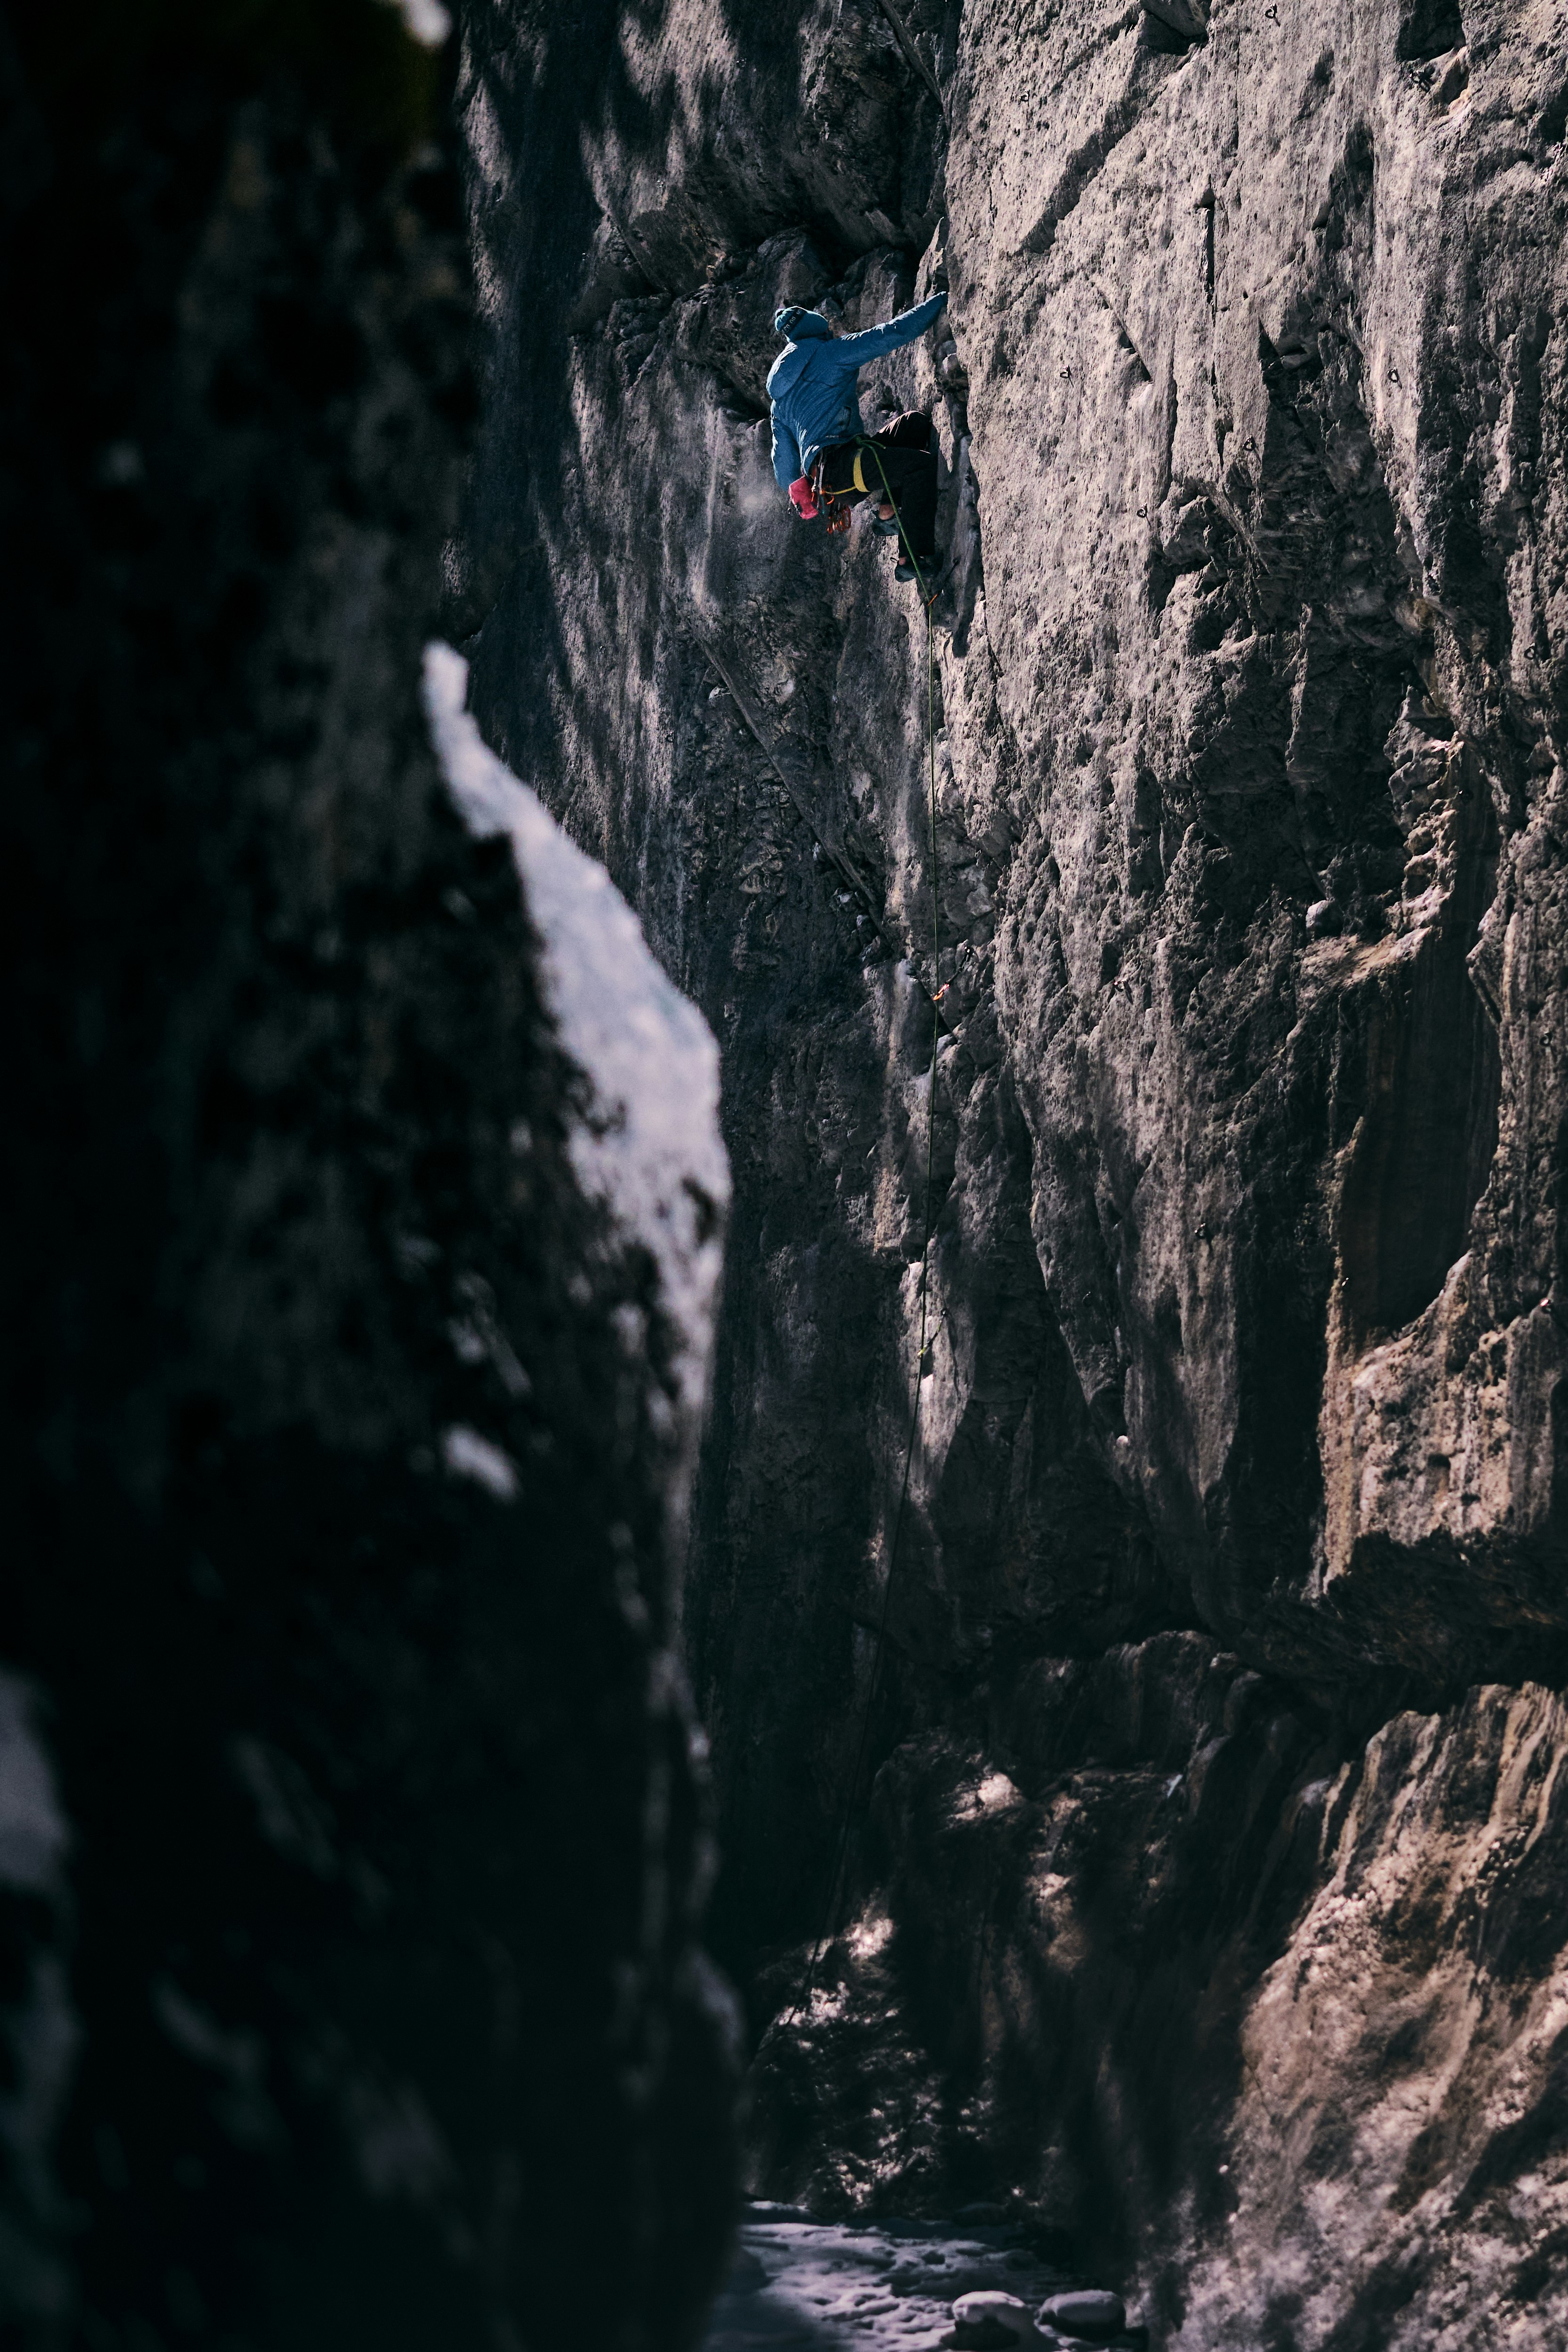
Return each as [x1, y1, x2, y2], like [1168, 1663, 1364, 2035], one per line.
[952, 2290, 1038, 2347]
[1038, 2291, 1127, 2340]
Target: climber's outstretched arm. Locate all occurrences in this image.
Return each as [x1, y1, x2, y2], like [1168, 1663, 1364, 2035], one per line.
[831, 291, 946, 368]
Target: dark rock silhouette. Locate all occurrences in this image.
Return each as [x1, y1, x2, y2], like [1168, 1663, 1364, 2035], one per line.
[1, 6, 735, 2347]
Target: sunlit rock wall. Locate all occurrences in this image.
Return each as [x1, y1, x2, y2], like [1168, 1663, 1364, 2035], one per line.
[455, 0, 1568, 2344]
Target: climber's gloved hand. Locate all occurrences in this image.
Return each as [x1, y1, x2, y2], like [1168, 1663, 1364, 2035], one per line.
[788, 475, 820, 522]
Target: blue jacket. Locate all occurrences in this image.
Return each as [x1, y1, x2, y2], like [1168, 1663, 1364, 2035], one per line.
[767, 294, 946, 493]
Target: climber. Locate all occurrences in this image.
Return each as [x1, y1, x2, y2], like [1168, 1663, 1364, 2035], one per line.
[768, 293, 946, 587]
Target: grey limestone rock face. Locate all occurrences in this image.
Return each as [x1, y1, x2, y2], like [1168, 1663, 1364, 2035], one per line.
[455, 0, 1568, 2345]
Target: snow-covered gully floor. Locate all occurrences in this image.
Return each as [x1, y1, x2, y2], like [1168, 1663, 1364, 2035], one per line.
[703, 2205, 1077, 2352]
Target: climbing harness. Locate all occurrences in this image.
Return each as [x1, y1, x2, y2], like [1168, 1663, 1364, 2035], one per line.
[787, 445, 944, 2026]
[810, 433, 945, 576]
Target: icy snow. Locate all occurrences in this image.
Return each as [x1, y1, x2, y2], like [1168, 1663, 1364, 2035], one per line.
[702, 2209, 1078, 2352]
[422, 643, 729, 1433]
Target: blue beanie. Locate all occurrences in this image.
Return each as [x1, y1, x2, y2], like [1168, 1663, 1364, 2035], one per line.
[774, 306, 833, 341]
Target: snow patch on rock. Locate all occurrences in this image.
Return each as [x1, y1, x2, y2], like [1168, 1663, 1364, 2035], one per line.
[422, 642, 729, 1438]
[703, 2211, 1077, 2352]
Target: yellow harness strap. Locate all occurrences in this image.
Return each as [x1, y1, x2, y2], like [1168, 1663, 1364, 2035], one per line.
[852, 449, 868, 493]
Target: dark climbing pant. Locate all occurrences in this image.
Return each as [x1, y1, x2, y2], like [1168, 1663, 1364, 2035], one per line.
[817, 412, 937, 570]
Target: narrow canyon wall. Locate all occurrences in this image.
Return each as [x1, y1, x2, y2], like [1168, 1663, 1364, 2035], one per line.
[454, 0, 1568, 2345]
[2, 8, 735, 2347]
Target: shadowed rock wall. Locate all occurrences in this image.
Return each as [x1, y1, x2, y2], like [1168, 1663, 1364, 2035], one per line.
[1, 7, 735, 2346]
[454, 1, 1568, 2344]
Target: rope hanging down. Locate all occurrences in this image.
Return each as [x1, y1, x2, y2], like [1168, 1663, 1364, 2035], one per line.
[873, 0, 948, 119]
[787, 449, 943, 2025]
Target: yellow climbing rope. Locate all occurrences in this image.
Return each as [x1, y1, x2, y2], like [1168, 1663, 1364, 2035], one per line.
[789, 446, 943, 2024]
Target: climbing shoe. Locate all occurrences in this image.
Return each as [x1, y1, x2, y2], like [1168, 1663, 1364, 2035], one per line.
[872, 513, 900, 536]
[895, 555, 937, 584]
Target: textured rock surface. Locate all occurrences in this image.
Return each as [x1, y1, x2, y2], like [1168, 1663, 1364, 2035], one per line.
[2, 7, 734, 2346]
[455, 0, 1568, 2346]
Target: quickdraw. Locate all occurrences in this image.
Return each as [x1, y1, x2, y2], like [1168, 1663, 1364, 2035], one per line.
[808, 456, 856, 536]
